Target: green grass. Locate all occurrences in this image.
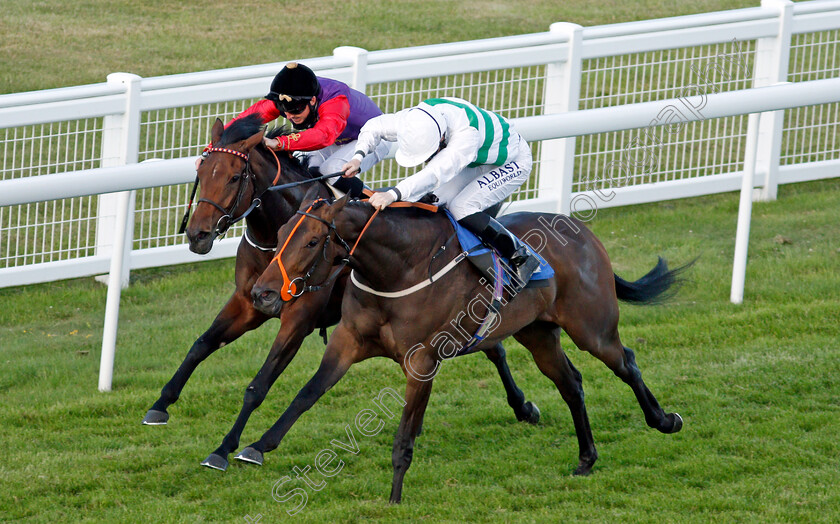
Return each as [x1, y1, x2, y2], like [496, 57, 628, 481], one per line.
[0, 0, 758, 95]
[1, 178, 838, 523]
[2, 1, 838, 522]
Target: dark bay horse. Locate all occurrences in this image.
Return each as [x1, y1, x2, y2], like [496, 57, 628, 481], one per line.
[241, 191, 687, 503]
[142, 115, 539, 470]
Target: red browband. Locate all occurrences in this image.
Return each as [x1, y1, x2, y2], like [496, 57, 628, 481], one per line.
[206, 147, 249, 161]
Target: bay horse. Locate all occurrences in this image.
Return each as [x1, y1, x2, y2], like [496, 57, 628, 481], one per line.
[241, 190, 687, 503]
[142, 115, 540, 471]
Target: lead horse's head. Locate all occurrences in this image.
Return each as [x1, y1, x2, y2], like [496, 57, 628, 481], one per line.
[251, 187, 350, 315]
[186, 116, 266, 254]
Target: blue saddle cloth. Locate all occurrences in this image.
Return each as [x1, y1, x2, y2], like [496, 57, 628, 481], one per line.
[444, 210, 554, 286]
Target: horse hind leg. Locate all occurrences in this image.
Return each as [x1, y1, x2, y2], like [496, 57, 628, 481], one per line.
[481, 342, 540, 424]
[618, 345, 683, 434]
[513, 322, 597, 475]
[568, 321, 682, 434]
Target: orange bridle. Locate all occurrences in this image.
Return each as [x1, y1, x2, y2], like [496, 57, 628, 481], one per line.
[268, 200, 381, 302]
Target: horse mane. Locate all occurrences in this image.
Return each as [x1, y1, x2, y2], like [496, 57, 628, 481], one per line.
[218, 114, 264, 146]
[216, 114, 312, 175]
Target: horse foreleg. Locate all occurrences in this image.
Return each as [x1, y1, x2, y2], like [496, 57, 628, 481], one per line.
[234, 324, 362, 466]
[389, 370, 436, 503]
[143, 293, 267, 425]
[481, 342, 540, 424]
[201, 308, 315, 471]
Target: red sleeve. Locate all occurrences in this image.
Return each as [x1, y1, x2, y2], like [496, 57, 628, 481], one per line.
[276, 96, 350, 151]
[227, 99, 282, 128]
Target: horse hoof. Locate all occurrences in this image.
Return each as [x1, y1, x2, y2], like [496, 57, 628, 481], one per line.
[142, 409, 169, 425]
[573, 453, 597, 476]
[668, 413, 684, 434]
[234, 447, 264, 466]
[200, 453, 229, 471]
[520, 401, 541, 425]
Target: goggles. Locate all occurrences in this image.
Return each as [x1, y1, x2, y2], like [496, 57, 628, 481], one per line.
[266, 93, 312, 115]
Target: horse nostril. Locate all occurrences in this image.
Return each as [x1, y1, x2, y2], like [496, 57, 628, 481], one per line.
[252, 287, 278, 305]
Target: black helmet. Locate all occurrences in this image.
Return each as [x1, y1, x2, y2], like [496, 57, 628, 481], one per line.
[265, 62, 321, 113]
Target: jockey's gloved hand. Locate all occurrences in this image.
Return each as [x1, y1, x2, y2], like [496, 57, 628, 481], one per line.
[195, 149, 210, 170]
[341, 158, 361, 177]
[369, 190, 397, 210]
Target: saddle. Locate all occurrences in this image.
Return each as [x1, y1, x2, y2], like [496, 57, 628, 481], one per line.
[443, 210, 554, 292]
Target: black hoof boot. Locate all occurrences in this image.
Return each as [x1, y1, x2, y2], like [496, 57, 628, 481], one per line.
[201, 453, 229, 471]
[666, 413, 683, 434]
[142, 409, 169, 425]
[517, 401, 541, 425]
[234, 447, 264, 466]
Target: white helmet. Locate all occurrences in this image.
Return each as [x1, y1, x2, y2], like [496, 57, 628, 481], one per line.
[394, 103, 446, 167]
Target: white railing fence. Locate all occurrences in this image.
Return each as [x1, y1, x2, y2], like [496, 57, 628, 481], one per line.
[1, 0, 839, 389]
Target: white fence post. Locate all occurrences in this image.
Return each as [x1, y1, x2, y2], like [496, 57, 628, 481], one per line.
[731, 112, 763, 305]
[333, 46, 369, 92]
[95, 73, 142, 288]
[99, 189, 136, 391]
[97, 73, 141, 392]
[538, 22, 583, 215]
[749, 0, 793, 201]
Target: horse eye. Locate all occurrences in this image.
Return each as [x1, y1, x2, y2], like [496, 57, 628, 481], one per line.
[229, 174, 240, 183]
[306, 238, 319, 248]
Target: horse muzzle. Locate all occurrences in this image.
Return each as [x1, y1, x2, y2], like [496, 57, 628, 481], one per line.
[186, 228, 216, 255]
[251, 284, 284, 316]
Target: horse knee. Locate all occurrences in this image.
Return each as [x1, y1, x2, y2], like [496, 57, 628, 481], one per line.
[617, 347, 643, 381]
[566, 358, 583, 384]
[183, 339, 214, 366]
[392, 439, 414, 470]
[243, 384, 266, 411]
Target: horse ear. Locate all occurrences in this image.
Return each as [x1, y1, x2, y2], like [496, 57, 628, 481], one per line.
[302, 184, 321, 203]
[325, 194, 349, 220]
[242, 127, 266, 152]
[210, 118, 224, 145]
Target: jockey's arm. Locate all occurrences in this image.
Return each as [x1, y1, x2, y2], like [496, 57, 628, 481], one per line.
[343, 112, 401, 175]
[273, 96, 350, 151]
[232, 99, 282, 126]
[198, 100, 281, 160]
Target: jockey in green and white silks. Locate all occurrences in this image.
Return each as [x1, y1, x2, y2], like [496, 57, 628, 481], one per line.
[341, 96, 539, 290]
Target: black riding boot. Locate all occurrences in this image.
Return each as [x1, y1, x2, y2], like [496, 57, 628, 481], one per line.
[459, 211, 540, 291]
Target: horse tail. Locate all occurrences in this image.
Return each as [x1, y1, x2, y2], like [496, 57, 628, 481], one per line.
[613, 256, 693, 305]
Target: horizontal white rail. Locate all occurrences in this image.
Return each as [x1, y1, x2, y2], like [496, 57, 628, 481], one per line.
[5, 78, 839, 208]
[516, 77, 840, 140]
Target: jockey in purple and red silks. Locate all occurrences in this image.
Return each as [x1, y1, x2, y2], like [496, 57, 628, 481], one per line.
[199, 62, 389, 196]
